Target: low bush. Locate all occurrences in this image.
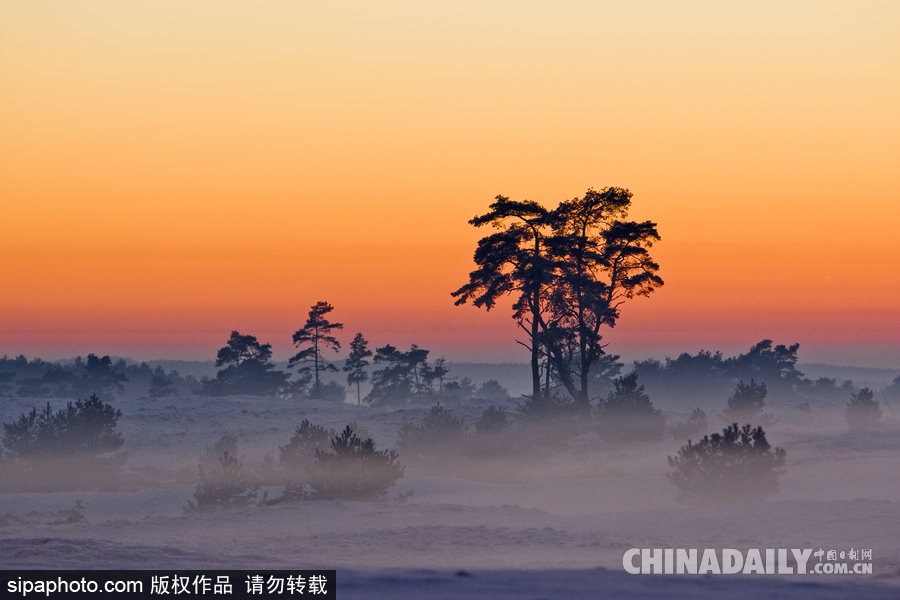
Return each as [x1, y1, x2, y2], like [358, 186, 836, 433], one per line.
[278, 420, 335, 499]
[185, 434, 258, 513]
[2, 394, 123, 459]
[0, 394, 126, 491]
[474, 405, 511, 434]
[513, 392, 587, 446]
[397, 404, 466, 459]
[279, 420, 335, 469]
[475, 380, 510, 401]
[845, 387, 882, 433]
[722, 380, 775, 426]
[308, 381, 347, 402]
[596, 374, 666, 443]
[669, 408, 708, 442]
[467, 405, 521, 459]
[307, 426, 404, 501]
[667, 423, 787, 503]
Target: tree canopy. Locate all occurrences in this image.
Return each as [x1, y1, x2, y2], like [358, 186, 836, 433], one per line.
[343, 333, 373, 405]
[203, 331, 288, 396]
[453, 188, 662, 403]
[289, 301, 343, 399]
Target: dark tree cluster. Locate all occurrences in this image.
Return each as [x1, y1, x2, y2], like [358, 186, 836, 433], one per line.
[185, 437, 259, 513]
[453, 189, 662, 406]
[845, 387, 883, 433]
[631, 340, 869, 410]
[667, 423, 787, 504]
[595, 373, 666, 443]
[396, 403, 522, 464]
[0, 394, 126, 491]
[360, 345, 511, 407]
[0, 354, 201, 400]
[722, 379, 776, 427]
[185, 421, 406, 511]
[669, 407, 709, 443]
[306, 425, 405, 501]
[3, 354, 129, 401]
[195, 305, 511, 405]
[200, 331, 289, 397]
[397, 404, 467, 457]
[278, 419, 336, 499]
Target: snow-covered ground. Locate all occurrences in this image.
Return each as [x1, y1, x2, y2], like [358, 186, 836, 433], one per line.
[1, 394, 898, 599]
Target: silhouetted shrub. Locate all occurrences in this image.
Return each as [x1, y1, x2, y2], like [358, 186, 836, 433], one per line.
[633, 341, 805, 410]
[397, 404, 466, 459]
[308, 381, 347, 402]
[467, 405, 521, 459]
[185, 434, 258, 513]
[667, 423, 787, 503]
[722, 379, 775, 425]
[475, 380, 510, 401]
[2, 394, 124, 459]
[442, 377, 476, 402]
[201, 331, 289, 397]
[514, 392, 585, 444]
[306, 426, 404, 501]
[669, 408, 708, 442]
[0, 394, 126, 491]
[278, 420, 335, 499]
[517, 392, 580, 423]
[81, 354, 129, 400]
[279, 420, 335, 467]
[474, 406, 511, 434]
[596, 373, 666, 443]
[148, 367, 178, 398]
[845, 387, 882, 433]
[364, 344, 436, 406]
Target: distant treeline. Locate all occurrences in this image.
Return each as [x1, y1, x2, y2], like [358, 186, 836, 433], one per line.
[633, 340, 900, 410]
[3, 338, 900, 411]
[0, 353, 200, 401]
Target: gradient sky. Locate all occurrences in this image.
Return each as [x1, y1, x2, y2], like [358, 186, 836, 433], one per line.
[2, 1, 899, 367]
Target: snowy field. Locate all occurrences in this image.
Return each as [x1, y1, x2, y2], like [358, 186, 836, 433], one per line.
[1, 394, 898, 599]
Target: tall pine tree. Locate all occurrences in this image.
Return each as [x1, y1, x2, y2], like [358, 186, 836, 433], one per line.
[289, 302, 343, 399]
[343, 333, 372, 405]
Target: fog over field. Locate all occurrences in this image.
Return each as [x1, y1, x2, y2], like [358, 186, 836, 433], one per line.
[1, 364, 898, 599]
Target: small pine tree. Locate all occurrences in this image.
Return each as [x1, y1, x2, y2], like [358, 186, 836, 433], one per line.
[278, 420, 335, 499]
[516, 392, 580, 423]
[722, 379, 774, 425]
[474, 406, 510, 434]
[307, 381, 347, 403]
[0, 395, 126, 491]
[2, 394, 124, 459]
[475, 380, 510, 401]
[845, 387, 882, 433]
[468, 405, 520, 459]
[667, 423, 786, 503]
[596, 373, 665, 443]
[279, 420, 335, 468]
[289, 302, 344, 398]
[148, 367, 178, 398]
[343, 333, 372, 406]
[185, 450, 259, 513]
[186, 434, 258, 512]
[669, 408, 708, 442]
[307, 426, 404, 501]
[397, 404, 466, 458]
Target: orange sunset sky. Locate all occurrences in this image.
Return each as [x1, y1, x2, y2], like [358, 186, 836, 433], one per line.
[2, 1, 899, 367]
